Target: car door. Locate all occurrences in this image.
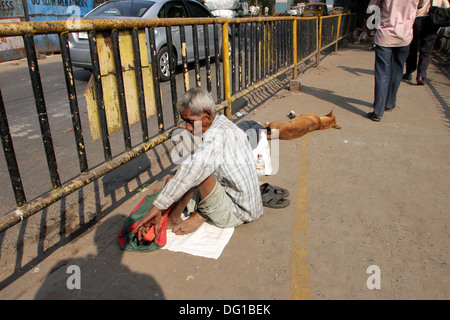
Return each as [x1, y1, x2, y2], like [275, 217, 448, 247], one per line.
[185, 0, 215, 59]
[162, 1, 194, 62]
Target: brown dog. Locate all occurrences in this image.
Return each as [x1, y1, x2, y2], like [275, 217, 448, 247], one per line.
[264, 109, 341, 140]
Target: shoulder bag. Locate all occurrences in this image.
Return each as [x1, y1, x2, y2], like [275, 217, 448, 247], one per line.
[429, 0, 450, 27]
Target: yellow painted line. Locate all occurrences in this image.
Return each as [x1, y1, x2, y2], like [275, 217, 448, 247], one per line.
[290, 134, 311, 299]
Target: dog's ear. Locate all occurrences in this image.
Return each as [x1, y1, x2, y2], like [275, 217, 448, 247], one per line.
[326, 109, 334, 117]
[333, 124, 341, 129]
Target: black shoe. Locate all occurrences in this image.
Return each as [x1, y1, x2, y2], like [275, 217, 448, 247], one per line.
[367, 112, 382, 122]
[385, 105, 397, 112]
[417, 76, 425, 85]
[402, 73, 412, 81]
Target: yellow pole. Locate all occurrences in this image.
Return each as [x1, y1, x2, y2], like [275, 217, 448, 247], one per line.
[222, 21, 232, 119]
[316, 17, 320, 66]
[293, 18, 298, 79]
[335, 14, 342, 52]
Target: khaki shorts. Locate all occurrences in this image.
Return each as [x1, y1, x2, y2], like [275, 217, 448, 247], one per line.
[186, 181, 243, 228]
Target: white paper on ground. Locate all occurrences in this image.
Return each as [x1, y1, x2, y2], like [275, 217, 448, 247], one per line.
[162, 221, 234, 259]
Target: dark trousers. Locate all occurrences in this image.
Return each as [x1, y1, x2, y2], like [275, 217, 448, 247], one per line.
[373, 45, 410, 117]
[405, 16, 439, 80]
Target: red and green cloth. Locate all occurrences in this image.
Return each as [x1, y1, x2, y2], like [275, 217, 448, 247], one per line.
[118, 191, 171, 252]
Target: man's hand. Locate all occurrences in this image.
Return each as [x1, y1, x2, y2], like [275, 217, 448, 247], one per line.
[133, 206, 163, 242]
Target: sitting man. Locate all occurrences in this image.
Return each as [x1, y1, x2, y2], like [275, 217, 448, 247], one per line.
[134, 87, 263, 240]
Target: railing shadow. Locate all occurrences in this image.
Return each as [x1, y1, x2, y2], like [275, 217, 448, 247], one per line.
[0, 140, 176, 293]
[33, 214, 165, 299]
[428, 52, 450, 130]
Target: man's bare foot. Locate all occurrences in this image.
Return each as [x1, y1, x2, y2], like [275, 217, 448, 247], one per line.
[166, 212, 184, 229]
[172, 211, 207, 235]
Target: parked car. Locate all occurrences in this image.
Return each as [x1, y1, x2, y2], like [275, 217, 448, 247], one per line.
[301, 3, 328, 17]
[68, 0, 223, 81]
[289, 6, 298, 16]
[331, 6, 345, 15]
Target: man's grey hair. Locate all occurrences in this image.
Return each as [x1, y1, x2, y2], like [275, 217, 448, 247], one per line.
[176, 87, 216, 116]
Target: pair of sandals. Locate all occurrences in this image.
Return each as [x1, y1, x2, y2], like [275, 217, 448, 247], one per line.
[260, 183, 290, 209]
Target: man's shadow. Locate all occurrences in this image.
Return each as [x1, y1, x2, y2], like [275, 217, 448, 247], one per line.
[301, 85, 373, 117]
[34, 214, 165, 300]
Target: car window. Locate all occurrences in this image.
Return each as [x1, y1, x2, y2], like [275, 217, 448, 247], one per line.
[157, 5, 165, 18]
[186, 1, 212, 17]
[160, 1, 188, 18]
[306, 5, 323, 10]
[87, 0, 156, 17]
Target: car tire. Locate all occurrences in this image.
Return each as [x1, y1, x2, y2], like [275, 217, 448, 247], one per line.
[156, 46, 176, 82]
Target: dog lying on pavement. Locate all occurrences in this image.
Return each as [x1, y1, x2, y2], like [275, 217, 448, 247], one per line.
[263, 109, 341, 140]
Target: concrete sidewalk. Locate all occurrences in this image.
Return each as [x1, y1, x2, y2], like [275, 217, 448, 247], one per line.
[1, 43, 449, 300]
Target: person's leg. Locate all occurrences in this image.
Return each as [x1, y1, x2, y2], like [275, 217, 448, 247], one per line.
[417, 17, 439, 82]
[166, 187, 196, 228]
[171, 174, 217, 235]
[163, 175, 200, 229]
[385, 45, 410, 109]
[404, 19, 420, 77]
[196, 181, 243, 229]
[372, 45, 392, 117]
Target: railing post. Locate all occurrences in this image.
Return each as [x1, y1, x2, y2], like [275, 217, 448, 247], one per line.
[111, 29, 132, 151]
[23, 34, 62, 189]
[148, 28, 164, 133]
[88, 30, 112, 162]
[293, 18, 298, 79]
[59, 32, 89, 174]
[335, 14, 342, 52]
[0, 88, 26, 207]
[316, 17, 320, 66]
[222, 21, 232, 119]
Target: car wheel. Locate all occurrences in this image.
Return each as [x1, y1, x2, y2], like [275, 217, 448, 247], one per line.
[156, 46, 175, 82]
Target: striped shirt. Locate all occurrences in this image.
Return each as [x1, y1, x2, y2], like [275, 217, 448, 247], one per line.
[153, 114, 263, 222]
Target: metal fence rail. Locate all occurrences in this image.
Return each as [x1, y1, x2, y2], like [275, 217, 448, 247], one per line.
[227, 17, 295, 108]
[0, 14, 356, 233]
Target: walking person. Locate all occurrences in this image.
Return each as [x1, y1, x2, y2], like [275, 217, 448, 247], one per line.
[403, 0, 450, 85]
[367, 0, 420, 122]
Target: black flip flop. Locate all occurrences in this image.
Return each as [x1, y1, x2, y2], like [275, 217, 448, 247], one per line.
[261, 190, 290, 209]
[260, 183, 289, 198]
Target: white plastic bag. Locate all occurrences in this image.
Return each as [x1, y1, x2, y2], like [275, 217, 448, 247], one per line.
[252, 130, 273, 176]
